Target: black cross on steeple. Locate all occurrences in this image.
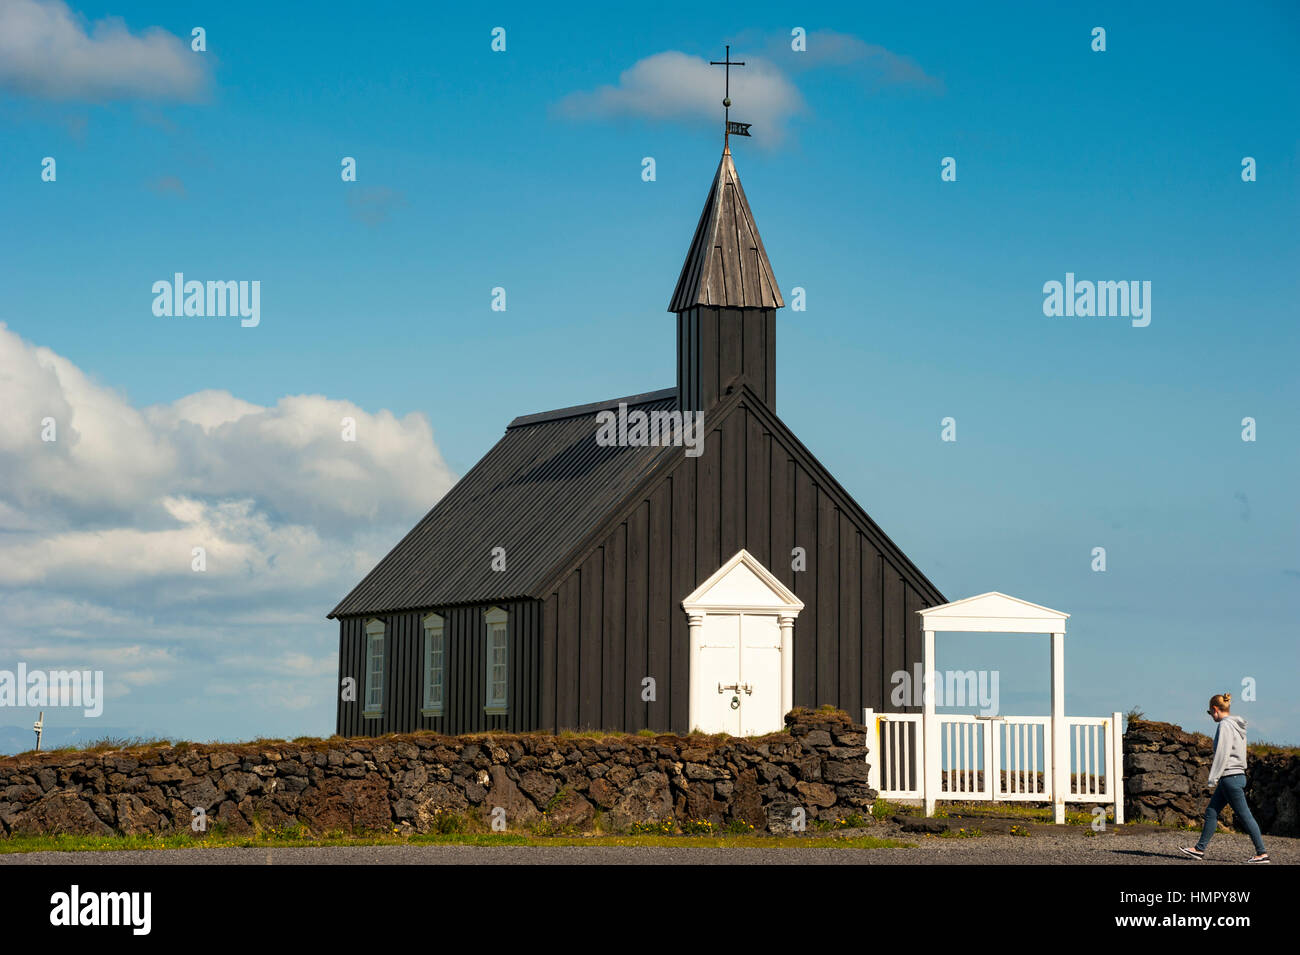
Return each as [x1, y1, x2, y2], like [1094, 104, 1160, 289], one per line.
[710, 44, 745, 147]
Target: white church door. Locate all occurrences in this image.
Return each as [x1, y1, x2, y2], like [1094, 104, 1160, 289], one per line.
[697, 613, 743, 735]
[696, 612, 783, 735]
[683, 550, 804, 737]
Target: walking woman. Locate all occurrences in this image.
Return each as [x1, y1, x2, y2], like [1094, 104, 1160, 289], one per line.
[1180, 693, 1269, 863]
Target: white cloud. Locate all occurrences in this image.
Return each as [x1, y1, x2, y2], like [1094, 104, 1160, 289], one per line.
[554, 51, 805, 146]
[554, 35, 941, 146]
[0, 324, 454, 538]
[0, 322, 454, 741]
[0, 0, 209, 102]
[763, 29, 943, 90]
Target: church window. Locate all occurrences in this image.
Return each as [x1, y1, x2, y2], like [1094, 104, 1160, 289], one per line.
[363, 619, 385, 718]
[484, 607, 509, 714]
[422, 613, 444, 716]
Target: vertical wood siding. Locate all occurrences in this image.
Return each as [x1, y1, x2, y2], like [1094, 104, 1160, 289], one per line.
[336, 599, 540, 737]
[678, 307, 776, 411]
[537, 395, 938, 733]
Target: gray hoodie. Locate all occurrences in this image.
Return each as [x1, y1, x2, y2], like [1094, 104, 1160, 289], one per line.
[1207, 714, 1249, 788]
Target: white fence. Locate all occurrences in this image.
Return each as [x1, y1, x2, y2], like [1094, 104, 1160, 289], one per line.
[864, 709, 1124, 824]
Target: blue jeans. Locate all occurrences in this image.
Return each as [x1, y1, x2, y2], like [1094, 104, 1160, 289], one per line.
[1196, 774, 1266, 854]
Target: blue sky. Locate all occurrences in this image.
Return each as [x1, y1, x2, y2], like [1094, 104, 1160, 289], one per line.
[0, 0, 1296, 750]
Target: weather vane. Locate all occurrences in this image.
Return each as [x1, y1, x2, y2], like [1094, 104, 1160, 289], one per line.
[710, 44, 752, 147]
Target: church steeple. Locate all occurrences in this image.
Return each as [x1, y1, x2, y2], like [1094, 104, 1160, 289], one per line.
[670, 145, 782, 414]
[668, 146, 783, 312]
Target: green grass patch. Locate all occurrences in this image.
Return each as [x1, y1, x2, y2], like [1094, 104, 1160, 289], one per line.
[813, 812, 869, 831]
[939, 801, 1051, 820]
[1250, 741, 1300, 756]
[926, 801, 1116, 827]
[14, 736, 172, 757]
[626, 820, 676, 835]
[937, 826, 984, 839]
[870, 798, 921, 820]
[0, 829, 913, 853]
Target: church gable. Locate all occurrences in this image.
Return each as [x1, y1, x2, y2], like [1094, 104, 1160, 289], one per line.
[535, 385, 944, 611]
[532, 384, 945, 734]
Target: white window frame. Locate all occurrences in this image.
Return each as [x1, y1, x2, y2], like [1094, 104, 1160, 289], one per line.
[483, 606, 509, 715]
[422, 612, 445, 717]
[363, 618, 385, 719]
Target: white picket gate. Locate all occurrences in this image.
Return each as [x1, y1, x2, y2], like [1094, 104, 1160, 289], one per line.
[864, 708, 1124, 823]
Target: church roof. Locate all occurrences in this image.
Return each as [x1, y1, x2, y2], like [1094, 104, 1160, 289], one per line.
[668, 146, 784, 312]
[328, 388, 679, 617]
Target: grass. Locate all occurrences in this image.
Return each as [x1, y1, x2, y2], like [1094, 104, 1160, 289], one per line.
[15, 736, 173, 757]
[812, 812, 869, 831]
[924, 800, 1118, 827]
[1249, 741, 1300, 756]
[5, 723, 805, 762]
[0, 829, 913, 853]
[937, 827, 983, 839]
[863, 799, 1121, 830]
[870, 798, 921, 820]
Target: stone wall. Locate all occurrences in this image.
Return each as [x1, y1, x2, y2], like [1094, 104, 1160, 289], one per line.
[0, 708, 874, 838]
[1124, 718, 1298, 836]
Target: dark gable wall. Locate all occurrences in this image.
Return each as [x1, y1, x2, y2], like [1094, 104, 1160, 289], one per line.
[537, 392, 940, 734]
[336, 600, 540, 737]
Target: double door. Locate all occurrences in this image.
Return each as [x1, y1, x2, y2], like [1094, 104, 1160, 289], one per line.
[696, 612, 782, 736]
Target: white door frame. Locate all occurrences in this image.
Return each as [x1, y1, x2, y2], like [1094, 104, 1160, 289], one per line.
[682, 549, 804, 734]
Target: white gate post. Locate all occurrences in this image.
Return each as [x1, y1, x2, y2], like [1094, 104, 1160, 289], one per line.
[863, 708, 879, 793]
[1112, 710, 1125, 825]
[687, 612, 705, 732]
[923, 629, 939, 816]
[1050, 631, 1067, 824]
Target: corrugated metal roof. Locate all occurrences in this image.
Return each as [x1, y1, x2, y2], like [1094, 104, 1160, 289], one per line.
[668, 145, 783, 312]
[328, 389, 679, 618]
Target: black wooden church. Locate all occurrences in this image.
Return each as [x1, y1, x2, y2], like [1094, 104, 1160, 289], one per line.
[330, 127, 946, 737]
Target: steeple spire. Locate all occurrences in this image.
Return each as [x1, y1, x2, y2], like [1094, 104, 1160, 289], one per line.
[667, 147, 783, 311]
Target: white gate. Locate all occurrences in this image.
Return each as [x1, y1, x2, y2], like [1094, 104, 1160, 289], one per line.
[864, 708, 1124, 824]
